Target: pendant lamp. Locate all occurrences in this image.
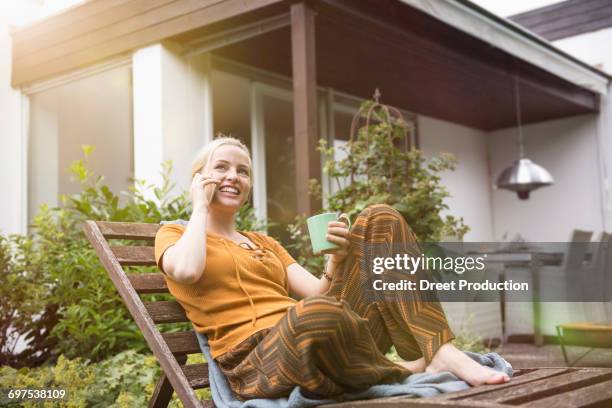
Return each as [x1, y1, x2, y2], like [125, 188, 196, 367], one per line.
[495, 75, 554, 200]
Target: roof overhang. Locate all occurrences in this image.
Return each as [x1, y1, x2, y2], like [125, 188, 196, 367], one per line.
[10, 0, 609, 131]
[9, 0, 287, 87]
[207, 0, 603, 129]
[401, 0, 610, 95]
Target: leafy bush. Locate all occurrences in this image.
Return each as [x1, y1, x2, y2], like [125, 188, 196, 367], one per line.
[0, 350, 211, 407]
[0, 146, 263, 366]
[451, 314, 491, 354]
[289, 99, 469, 274]
[286, 215, 326, 277]
[0, 233, 59, 368]
[317, 101, 468, 242]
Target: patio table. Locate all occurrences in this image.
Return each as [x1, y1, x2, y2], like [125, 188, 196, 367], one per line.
[472, 251, 564, 346]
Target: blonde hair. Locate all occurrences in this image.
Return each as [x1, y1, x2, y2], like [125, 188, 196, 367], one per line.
[191, 136, 252, 179]
[191, 136, 253, 205]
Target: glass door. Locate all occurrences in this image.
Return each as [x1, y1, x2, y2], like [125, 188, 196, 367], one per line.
[251, 83, 296, 243]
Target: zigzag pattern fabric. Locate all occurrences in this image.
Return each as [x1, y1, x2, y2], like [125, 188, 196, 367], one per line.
[216, 204, 455, 400]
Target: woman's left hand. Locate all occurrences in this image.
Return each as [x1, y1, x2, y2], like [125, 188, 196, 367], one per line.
[326, 220, 351, 264]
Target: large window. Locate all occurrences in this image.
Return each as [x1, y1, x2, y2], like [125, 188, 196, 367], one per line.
[211, 70, 251, 150]
[28, 65, 133, 222]
[259, 89, 296, 243]
[211, 71, 297, 242]
[208, 60, 417, 246]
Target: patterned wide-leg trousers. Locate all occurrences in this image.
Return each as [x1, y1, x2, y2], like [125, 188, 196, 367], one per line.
[216, 204, 455, 400]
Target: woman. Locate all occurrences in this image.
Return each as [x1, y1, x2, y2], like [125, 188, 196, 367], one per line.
[154, 137, 509, 400]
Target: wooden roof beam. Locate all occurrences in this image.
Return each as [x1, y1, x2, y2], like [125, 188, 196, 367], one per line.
[291, 1, 321, 216]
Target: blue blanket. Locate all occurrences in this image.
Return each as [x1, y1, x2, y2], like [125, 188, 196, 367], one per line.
[195, 332, 513, 408]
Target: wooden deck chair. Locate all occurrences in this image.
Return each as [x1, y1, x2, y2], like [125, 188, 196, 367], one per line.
[85, 220, 612, 407]
[556, 231, 612, 367]
[83, 220, 212, 408]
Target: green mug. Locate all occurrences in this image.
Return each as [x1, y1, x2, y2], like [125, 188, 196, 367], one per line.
[306, 212, 351, 254]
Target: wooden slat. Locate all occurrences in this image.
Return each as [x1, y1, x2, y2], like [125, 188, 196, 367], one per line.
[11, 0, 131, 42]
[13, 0, 178, 58]
[145, 300, 188, 323]
[320, 398, 508, 408]
[321, 369, 612, 407]
[510, 368, 535, 377]
[435, 368, 570, 400]
[112, 246, 156, 266]
[83, 220, 202, 408]
[469, 368, 612, 404]
[150, 354, 187, 408]
[526, 377, 612, 408]
[14, 0, 219, 67]
[96, 221, 160, 240]
[128, 273, 169, 293]
[162, 331, 202, 355]
[11, 0, 284, 86]
[319, 396, 441, 408]
[182, 363, 210, 389]
[150, 373, 177, 408]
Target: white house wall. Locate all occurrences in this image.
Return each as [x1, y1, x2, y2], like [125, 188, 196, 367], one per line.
[1, 0, 87, 235]
[26, 65, 133, 223]
[551, 28, 612, 241]
[553, 27, 612, 75]
[419, 115, 501, 340]
[419, 115, 495, 242]
[0, 19, 26, 234]
[28, 91, 59, 221]
[488, 114, 605, 242]
[487, 109, 612, 337]
[132, 44, 213, 197]
[597, 86, 612, 234]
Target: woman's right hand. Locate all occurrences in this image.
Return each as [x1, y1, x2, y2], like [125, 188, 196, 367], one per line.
[190, 173, 220, 212]
[163, 175, 215, 284]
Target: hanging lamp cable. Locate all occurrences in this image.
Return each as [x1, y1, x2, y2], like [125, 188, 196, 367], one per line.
[514, 74, 525, 159]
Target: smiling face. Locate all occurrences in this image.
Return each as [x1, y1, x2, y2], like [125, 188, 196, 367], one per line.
[205, 144, 252, 213]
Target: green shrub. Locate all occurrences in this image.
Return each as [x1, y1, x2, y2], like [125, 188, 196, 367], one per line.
[451, 314, 491, 354]
[0, 232, 59, 368]
[288, 99, 470, 274]
[0, 354, 95, 407]
[317, 101, 469, 242]
[0, 349, 211, 407]
[0, 146, 263, 366]
[286, 215, 326, 276]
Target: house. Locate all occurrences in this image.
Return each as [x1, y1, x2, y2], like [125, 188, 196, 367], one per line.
[1, 0, 611, 342]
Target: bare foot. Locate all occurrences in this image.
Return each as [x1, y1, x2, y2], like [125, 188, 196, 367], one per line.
[397, 357, 426, 373]
[425, 343, 510, 386]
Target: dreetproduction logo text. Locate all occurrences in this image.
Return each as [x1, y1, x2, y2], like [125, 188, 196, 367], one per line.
[370, 254, 529, 292]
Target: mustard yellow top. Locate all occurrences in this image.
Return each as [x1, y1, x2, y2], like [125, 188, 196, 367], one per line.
[154, 224, 297, 358]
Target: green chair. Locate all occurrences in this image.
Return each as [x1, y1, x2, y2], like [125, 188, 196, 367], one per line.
[556, 232, 612, 366]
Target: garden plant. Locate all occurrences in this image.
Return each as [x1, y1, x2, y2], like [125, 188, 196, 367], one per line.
[0, 99, 479, 406]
